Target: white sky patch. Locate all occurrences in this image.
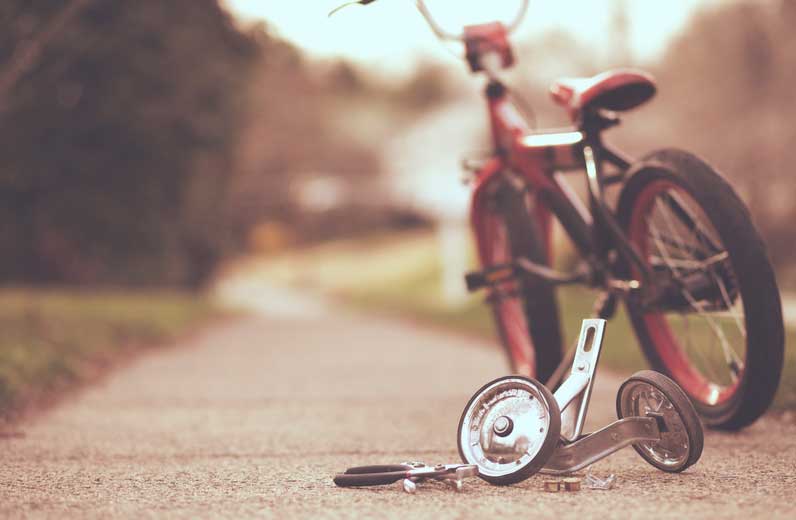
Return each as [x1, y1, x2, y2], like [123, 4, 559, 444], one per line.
[224, 0, 719, 74]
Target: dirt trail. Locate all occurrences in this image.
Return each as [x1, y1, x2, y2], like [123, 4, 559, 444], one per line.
[1, 305, 795, 518]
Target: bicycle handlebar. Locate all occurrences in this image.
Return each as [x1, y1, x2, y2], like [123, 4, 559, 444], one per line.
[415, 0, 459, 41]
[330, 1, 529, 41]
[415, 0, 530, 41]
[506, 0, 530, 33]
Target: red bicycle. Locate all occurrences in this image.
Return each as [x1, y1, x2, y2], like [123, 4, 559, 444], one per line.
[342, 0, 784, 430]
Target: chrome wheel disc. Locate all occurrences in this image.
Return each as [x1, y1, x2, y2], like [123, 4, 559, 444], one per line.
[459, 377, 554, 479]
[618, 380, 690, 469]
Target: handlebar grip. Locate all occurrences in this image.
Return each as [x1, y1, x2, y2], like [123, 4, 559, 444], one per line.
[333, 470, 409, 487]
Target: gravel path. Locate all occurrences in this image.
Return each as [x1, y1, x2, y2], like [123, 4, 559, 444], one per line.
[1, 307, 795, 519]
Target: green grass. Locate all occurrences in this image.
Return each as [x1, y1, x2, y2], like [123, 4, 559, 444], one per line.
[343, 247, 648, 375]
[0, 289, 218, 420]
[255, 229, 796, 411]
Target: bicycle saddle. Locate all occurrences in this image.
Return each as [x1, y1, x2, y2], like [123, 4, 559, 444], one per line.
[550, 69, 656, 121]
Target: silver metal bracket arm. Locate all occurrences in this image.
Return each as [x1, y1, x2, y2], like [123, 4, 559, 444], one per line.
[553, 319, 607, 441]
[543, 416, 661, 475]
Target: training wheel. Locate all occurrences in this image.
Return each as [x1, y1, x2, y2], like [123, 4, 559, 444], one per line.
[616, 370, 704, 472]
[457, 376, 561, 485]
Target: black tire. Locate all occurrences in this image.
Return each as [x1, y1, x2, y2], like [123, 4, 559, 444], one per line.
[489, 185, 564, 383]
[616, 149, 784, 430]
[617, 370, 704, 472]
[457, 375, 561, 485]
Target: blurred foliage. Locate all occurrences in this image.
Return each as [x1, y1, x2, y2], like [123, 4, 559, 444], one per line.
[0, 288, 218, 419]
[0, 1, 445, 288]
[0, 0, 257, 287]
[228, 43, 445, 248]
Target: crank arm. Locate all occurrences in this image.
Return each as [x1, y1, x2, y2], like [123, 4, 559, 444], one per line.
[515, 258, 591, 285]
[542, 416, 661, 475]
[465, 259, 590, 293]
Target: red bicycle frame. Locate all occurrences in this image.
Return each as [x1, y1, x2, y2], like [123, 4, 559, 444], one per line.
[403, 0, 693, 383]
[463, 23, 653, 381]
[471, 86, 577, 264]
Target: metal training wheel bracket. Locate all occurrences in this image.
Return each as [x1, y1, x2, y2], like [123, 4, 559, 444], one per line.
[458, 319, 703, 483]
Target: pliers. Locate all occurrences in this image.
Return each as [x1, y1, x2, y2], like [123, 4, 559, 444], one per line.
[333, 462, 479, 493]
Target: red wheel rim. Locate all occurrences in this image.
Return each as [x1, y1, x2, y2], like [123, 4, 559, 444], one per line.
[480, 209, 536, 377]
[628, 179, 743, 406]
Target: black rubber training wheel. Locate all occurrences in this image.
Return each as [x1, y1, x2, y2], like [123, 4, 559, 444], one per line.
[617, 149, 784, 430]
[617, 370, 704, 472]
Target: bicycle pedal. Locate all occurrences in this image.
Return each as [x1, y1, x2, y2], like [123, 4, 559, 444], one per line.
[465, 264, 516, 292]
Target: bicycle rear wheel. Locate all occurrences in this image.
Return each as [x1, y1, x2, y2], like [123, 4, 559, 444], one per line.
[617, 149, 784, 430]
[479, 184, 563, 383]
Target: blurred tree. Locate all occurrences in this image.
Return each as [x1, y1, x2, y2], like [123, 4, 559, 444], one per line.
[609, 0, 632, 66]
[0, 0, 92, 107]
[393, 61, 452, 110]
[0, 0, 259, 287]
[324, 59, 366, 95]
[0, 1, 465, 287]
[0, 0, 411, 287]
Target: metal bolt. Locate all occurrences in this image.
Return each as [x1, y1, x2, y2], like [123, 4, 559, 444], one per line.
[493, 416, 513, 437]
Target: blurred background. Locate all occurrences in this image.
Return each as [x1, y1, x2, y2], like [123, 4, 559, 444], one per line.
[1, 0, 795, 416]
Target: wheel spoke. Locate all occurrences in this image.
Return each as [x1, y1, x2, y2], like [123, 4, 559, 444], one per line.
[710, 270, 747, 338]
[647, 191, 745, 388]
[682, 313, 724, 383]
[673, 268, 743, 380]
[655, 198, 697, 263]
[647, 232, 699, 257]
[648, 251, 728, 270]
[662, 191, 723, 256]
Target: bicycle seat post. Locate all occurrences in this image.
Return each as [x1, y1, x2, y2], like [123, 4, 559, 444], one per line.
[480, 52, 505, 83]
